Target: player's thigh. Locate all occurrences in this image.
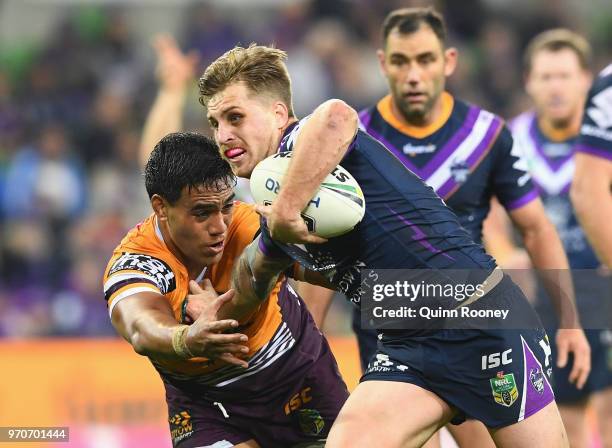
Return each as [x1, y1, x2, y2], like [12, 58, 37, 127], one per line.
[489, 401, 568, 448]
[326, 380, 455, 448]
[592, 386, 612, 443]
[557, 402, 589, 448]
[446, 420, 495, 448]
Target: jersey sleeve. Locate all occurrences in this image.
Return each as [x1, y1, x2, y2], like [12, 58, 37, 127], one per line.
[491, 125, 539, 211]
[576, 67, 612, 161]
[103, 252, 177, 317]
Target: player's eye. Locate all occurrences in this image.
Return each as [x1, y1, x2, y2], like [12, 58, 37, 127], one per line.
[419, 54, 435, 65]
[229, 114, 242, 124]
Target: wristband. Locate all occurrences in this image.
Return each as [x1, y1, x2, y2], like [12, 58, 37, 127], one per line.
[258, 223, 287, 259]
[172, 325, 194, 359]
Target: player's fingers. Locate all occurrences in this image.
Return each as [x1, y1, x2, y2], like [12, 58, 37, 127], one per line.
[214, 289, 235, 308]
[568, 357, 586, 388]
[204, 319, 241, 333]
[200, 278, 214, 291]
[556, 338, 568, 368]
[213, 343, 249, 356]
[207, 333, 249, 346]
[189, 279, 204, 294]
[218, 353, 249, 369]
[254, 204, 272, 218]
[572, 345, 591, 389]
[303, 234, 328, 244]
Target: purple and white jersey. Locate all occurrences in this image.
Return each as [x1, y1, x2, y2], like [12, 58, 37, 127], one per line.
[359, 93, 536, 243]
[511, 111, 599, 268]
[577, 63, 612, 161]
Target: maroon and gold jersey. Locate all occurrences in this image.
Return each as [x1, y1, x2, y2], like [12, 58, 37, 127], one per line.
[103, 202, 292, 387]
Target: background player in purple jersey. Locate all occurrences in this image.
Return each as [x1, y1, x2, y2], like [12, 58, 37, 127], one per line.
[571, 63, 612, 268]
[507, 30, 611, 448]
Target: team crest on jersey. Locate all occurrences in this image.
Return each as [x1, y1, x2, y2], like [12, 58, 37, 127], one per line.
[490, 371, 519, 407]
[169, 410, 194, 444]
[529, 368, 545, 394]
[109, 253, 176, 293]
[450, 160, 470, 183]
[297, 409, 325, 436]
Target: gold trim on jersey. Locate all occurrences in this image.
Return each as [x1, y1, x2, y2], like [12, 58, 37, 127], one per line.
[377, 91, 454, 138]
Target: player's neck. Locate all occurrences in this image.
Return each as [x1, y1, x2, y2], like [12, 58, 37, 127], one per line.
[386, 92, 453, 138]
[274, 117, 299, 152]
[537, 113, 581, 142]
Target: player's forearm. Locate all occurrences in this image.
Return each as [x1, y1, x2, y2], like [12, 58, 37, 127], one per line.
[121, 310, 186, 359]
[571, 166, 612, 268]
[225, 238, 292, 322]
[139, 88, 187, 167]
[275, 100, 358, 214]
[521, 222, 579, 328]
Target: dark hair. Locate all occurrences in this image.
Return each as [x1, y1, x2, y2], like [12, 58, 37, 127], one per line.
[524, 29, 591, 74]
[145, 132, 236, 204]
[382, 7, 447, 47]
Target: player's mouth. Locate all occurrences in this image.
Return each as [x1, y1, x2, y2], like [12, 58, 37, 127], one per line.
[206, 240, 225, 255]
[224, 147, 247, 161]
[404, 92, 427, 103]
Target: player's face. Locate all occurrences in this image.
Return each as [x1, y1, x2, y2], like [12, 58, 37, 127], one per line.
[526, 49, 591, 128]
[160, 186, 235, 269]
[207, 82, 288, 178]
[378, 25, 457, 125]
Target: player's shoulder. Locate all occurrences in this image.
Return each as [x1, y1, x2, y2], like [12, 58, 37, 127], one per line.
[229, 201, 259, 233]
[103, 214, 180, 285]
[594, 63, 612, 85]
[508, 110, 535, 135]
[222, 201, 260, 257]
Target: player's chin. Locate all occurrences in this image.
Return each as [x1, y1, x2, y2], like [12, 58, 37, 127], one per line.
[202, 251, 224, 267]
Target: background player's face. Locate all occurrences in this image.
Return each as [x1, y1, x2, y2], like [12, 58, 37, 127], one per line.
[378, 24, 457, 125]
[526, 48, 591, 128]
[207, 82, 289, 178]
[154, 185, 235, 268]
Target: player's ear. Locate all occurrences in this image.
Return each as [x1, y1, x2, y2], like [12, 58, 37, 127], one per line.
[151, 194, 168, 221]
[443, 47, 458, 77]
[377, 48, 387, 74]
[273, 100, 289, 129]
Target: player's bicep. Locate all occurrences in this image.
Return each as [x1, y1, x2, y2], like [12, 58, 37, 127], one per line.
[573, 152, 612, 194]
[111, 291, 174, 342]
[507, 197, 550, 234]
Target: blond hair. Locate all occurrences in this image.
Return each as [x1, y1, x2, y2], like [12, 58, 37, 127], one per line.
[198, 44, 294, 117]
[524, 29, 591, 73]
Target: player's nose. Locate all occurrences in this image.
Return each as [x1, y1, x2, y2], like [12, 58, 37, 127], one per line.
[216, 122, 235, 145]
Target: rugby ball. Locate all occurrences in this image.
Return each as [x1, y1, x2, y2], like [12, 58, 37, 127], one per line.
[250, 152, 366, 238]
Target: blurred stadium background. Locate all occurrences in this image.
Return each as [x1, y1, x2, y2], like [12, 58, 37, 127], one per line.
[0, 0, 609, 446]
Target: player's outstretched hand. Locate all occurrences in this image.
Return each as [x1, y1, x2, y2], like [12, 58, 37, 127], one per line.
[255, 203, 327, 244]
[153, 33, 199, 92]
[556, 328, 591, 389]
[185, 280, 249, 368]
